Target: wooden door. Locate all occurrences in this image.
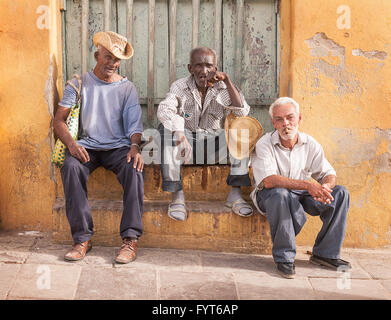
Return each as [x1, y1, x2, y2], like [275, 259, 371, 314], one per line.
[63, 0, 278, 129]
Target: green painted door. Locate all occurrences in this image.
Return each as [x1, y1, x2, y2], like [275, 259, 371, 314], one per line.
[63, 0, 278, 131]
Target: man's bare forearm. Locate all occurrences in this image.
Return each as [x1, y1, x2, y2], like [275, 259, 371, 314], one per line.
[262, 175, 312, 191]
[224, 77, 242, 108]
[53, 120, 77, 148]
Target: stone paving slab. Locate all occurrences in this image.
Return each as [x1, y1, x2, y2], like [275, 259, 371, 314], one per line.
[27, 245, 115, 268]
[75, 267, 158, 300]
[0, 263, 22, 300]
[0, 250, 30, 264]
[200, 251, 273, 275]
[159, 271, 238, 300]
[309, 278, 391, 300]
[234, 272, 316, 300]
[293, 257, 371, 279]
[114, 248, 203, 272]
[0, 231, 40, 263]
[381, 280, 391, 294]
[0, 231, 391, 300]
[7, 263, 81, 300]
[0, 231, 41, 247]
[347, 251, 391, 279]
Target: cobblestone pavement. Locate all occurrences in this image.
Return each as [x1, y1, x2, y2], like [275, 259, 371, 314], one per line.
[1, 230, 391, 300]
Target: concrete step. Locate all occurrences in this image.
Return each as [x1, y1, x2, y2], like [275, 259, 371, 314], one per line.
[52, 198, 272, 254]
[56, 165, 254, 202]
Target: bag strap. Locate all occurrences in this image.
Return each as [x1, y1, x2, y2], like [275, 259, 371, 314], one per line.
[66, 74, 82, 103]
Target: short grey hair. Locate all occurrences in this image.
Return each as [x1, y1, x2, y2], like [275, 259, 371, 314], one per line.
[269, 97, 300, 118]
[189, 47, 217, 64]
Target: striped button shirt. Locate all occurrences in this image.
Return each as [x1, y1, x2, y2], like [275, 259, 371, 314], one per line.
[157, 75, 250, 132]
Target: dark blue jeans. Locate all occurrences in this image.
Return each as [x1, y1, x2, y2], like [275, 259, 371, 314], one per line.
[61, 146, 144, 243]
[256, 186, 350, 263]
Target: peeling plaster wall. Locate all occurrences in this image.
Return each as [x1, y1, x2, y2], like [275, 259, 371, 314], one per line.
[0, 0, 390, 248]
[0, 0, 57, 230]
[289, 0, 391, 247]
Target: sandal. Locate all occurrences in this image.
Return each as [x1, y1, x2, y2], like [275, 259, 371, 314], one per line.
[225, 199, 254, 217]
[167, 200, 188, 221]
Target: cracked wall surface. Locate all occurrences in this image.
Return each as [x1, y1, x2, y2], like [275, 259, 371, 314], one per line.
[352, 49, 387, 60]
[0, 0, 390, 248]
[305, 32, 362, 96]
[0, 0, 56, 231]
[292, 0, 391, 248]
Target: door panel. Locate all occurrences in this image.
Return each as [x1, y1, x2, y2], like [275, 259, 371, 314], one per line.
[63, 0, 278, 129]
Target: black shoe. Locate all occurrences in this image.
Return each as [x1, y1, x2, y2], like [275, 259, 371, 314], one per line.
[310, 255, 351, 270]
[276, 262, 296, 279]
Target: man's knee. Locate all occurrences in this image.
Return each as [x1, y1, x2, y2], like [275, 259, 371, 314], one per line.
[268, 188, 292, 201]
[333, 185, 348, 194]
[333, 185, 349, 201]
[331, 185, 350, 216]
[261, 188, 293, 212]
[119, 159, 135, 173]
[61, 156, 84, 174]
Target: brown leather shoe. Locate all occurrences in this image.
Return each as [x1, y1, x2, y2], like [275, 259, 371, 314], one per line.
[64, 240, 92, 261]
[115, 238, 137, 264]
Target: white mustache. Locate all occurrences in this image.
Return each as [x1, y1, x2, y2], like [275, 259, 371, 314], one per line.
[279, 126, 298, 140]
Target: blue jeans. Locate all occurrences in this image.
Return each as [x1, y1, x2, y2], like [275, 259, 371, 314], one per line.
[158, 123, 251, 192]
[61, 147, 144, 243]
[256, 186, 350, 263]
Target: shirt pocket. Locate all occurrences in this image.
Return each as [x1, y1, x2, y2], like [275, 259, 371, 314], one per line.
[206, 103, 224, 129]
[182, 102, 197, 125]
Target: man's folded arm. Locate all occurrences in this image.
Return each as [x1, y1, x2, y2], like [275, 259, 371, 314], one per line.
[218, 84, 250, 117]
[262, 175, 312, 190]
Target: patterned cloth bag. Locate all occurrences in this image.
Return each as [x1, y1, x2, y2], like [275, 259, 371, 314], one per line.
[51, 74, 82, 167]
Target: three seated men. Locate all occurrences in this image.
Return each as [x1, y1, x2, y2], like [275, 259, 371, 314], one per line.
[55, 31, 350, 278]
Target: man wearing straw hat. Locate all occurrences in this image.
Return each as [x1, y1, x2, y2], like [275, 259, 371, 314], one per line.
[157, 46, 263, 221]
[250, 97, 351, 279]
[54, 31, 144, 264]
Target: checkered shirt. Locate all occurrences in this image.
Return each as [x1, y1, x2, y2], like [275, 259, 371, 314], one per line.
[157, 75, 250, 132]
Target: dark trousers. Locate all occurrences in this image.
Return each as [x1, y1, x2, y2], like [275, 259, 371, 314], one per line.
[158, 123, 251, 192]
[256, 186, 350, 263]
[60, 146, 144, 243]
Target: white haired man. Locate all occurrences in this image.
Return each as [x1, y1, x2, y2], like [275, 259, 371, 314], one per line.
[250, 97, 351, 279]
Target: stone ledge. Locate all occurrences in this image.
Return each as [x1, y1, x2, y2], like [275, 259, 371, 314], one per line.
[53, 198, 272, 254]
[55, 165, 254, 202]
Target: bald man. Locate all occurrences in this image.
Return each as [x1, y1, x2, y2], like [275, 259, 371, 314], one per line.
[157, 47, 253, 221]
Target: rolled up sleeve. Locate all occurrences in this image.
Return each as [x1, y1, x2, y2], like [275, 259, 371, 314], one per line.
[58, 78, 78, 109]
[251, 137, 278, 189]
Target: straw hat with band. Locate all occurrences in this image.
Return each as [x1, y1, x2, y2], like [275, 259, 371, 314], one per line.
[224, 113, 264, 160]
[93, 31, 133, 60]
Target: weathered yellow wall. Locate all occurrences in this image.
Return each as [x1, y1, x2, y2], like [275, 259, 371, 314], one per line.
[0, 0, 61, 230]
[0, 0, 390, 249]
[284, 0, 391, 247]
